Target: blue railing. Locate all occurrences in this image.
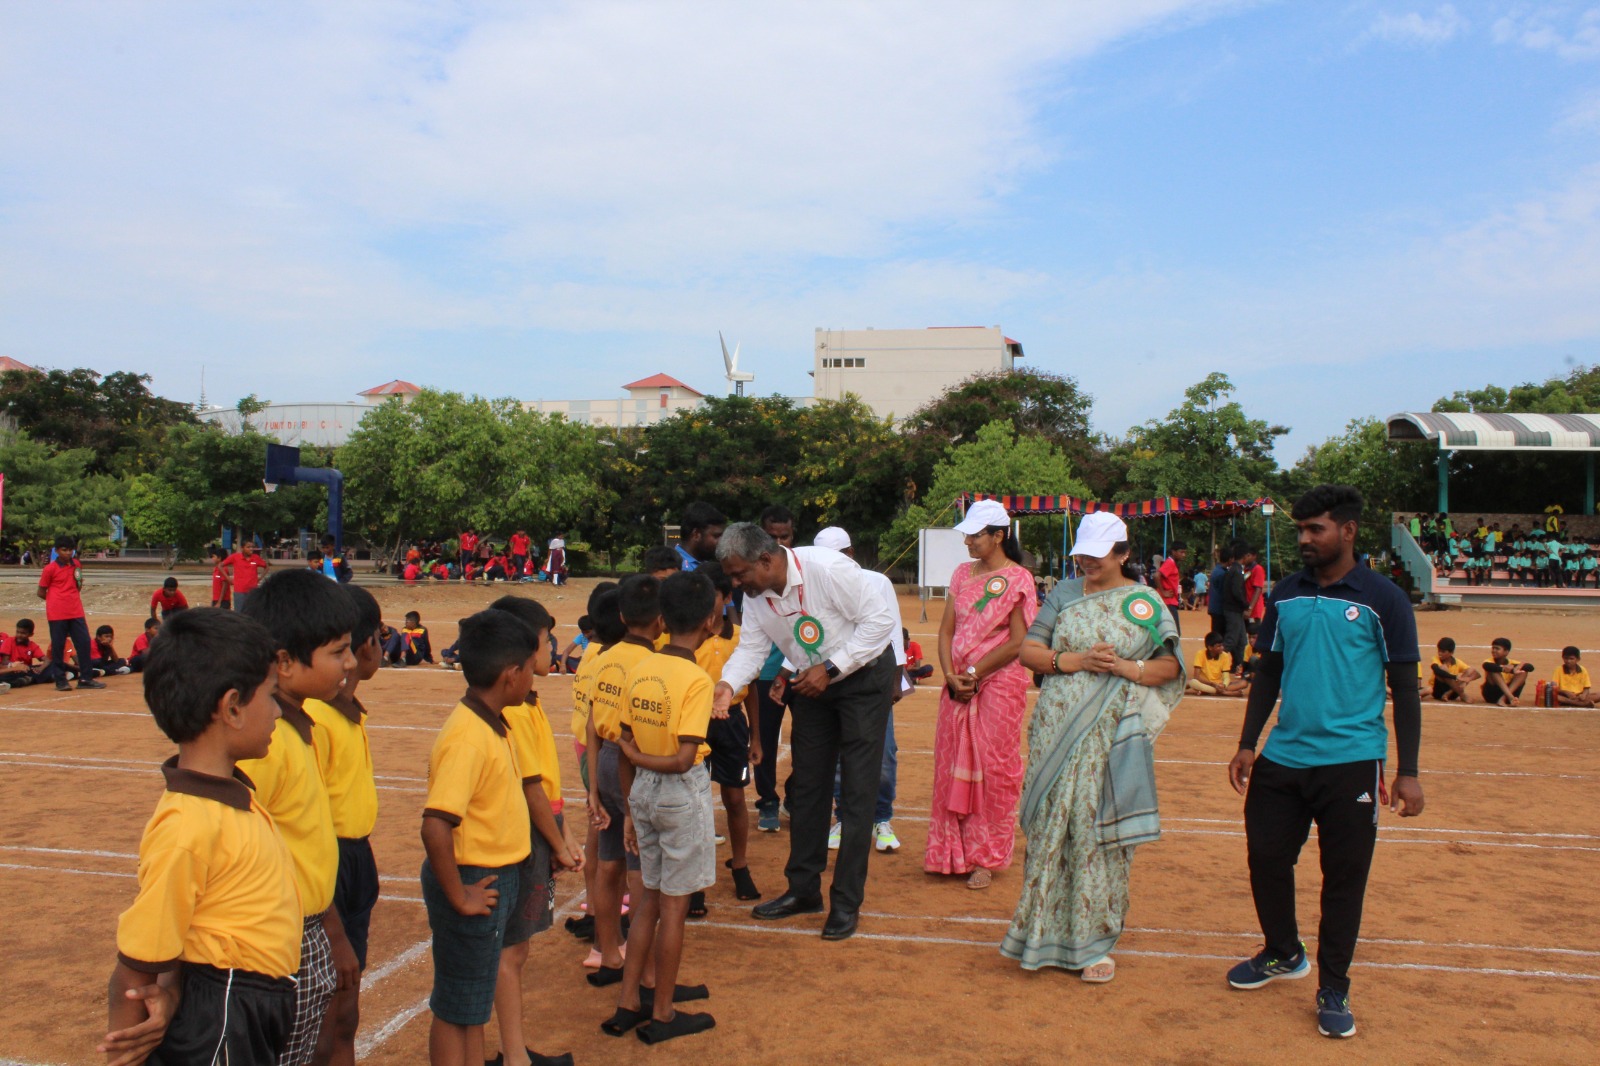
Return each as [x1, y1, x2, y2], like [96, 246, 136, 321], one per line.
[1390, 524, 1434, 603]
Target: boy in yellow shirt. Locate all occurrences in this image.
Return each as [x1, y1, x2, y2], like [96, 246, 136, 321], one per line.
[603, 570, 720, 1044]
[1427, 637, 1481, 703]
[488, 595, 583, 1066]
[421, 610, 537, 1066]
[1187, 631, 1246, 697]
[566, 583, 621, 949]
[102, 609, 301, 1065]
[1554, 646, 1595, 708]
[695, 561, 760, 906]
[304, 584, 384, 1066]
[237, 569, 361, 1066]
[584, 575, 663, 987]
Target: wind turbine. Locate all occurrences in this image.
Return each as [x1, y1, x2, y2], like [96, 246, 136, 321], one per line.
[720, 332, 755, 396]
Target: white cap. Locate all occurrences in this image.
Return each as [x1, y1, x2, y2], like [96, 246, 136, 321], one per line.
[1069, 512, 1129, 558]
[814, 526, 851, 551]
[954, 499, 1011, 535]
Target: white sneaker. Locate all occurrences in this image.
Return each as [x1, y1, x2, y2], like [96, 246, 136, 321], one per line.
[114, 666, 131, 675]
[827, 822, 842, 850]
[873, 821, 901, 853]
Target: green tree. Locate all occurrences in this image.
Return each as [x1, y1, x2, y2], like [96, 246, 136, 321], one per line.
[0, 367, 194, 476]
[1293, 417, 1434, 555]
[1433, 363, 1599, 414]
[879, 420, 1087, 575]
[1119, 373, 1286, 500]
[0, 432, 125, 557]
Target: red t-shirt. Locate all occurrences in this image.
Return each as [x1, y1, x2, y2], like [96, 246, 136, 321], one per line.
[223, 552, 267, 594]
[1158, 557, 1182, 607]
[403, 562, 421, 581]
[511, 533, 531, 556]
[907, 640, 925, 667]
[131, 633, 154, 657]
[1246, 563, 1267, 621]
[1, 635, 45, 666]
[151, 589, 189, 614]
[212, 563, 230, 600]
[460, 532, 479, 556]
[38, 558, 84, 620]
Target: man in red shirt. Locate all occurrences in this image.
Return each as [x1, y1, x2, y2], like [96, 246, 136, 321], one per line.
[221, 540, 270, 613]
[1241, 545, 1267, 637]
[1158, 543, 1189, 635]
[37, 536, 103, 691]
[509, 529, 532, 579]
[149, 577, 189, 619]
[458, 529, 479, 580]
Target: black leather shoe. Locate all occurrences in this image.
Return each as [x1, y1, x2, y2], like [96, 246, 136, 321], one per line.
[751, 892, 824, 920]
[821, 908, 858, 940]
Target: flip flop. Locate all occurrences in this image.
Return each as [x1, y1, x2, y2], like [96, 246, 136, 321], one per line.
[587, 965, 625, 987]
[1080, 957, 1116, 984]
[966, 868, 994, 890]
[726, 860, 761, 901]
[527, 1051, 575, 1066]
[640, 983, 710, 1009]
[636, 1011, 716, 1044]
[600, 1006, 650, 1037]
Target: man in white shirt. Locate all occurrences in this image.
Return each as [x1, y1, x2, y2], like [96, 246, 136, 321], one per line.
[813, 526, 906, 855]
[716, 522, 897, 941]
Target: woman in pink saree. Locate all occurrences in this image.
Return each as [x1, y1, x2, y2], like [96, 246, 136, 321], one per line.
[925, 500, 1038, 889]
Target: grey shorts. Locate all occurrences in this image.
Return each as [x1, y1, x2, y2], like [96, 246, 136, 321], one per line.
[629, 762, 716, 897]
[596, 741, 641, 871]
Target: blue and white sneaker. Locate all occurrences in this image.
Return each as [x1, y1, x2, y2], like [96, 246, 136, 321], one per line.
[1227, 944, 1310, 989]
[1316, 987, 1356, 1038]
[757, 808, 781, 833]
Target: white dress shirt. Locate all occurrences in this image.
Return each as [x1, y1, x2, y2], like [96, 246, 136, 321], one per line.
[722, 546, 898, 693]
[864, 570, 907, 667]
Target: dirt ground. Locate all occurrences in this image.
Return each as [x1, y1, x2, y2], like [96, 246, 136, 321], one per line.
[1, 578, 1596, 1065]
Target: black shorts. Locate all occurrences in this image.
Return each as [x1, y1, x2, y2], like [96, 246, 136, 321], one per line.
[706, 707, 751, 788]
[149, 963, 295, 1065]
[334, 837, 380, 970]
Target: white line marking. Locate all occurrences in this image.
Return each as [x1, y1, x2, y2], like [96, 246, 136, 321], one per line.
[361, 939, 430, 991]
[0, 844, 137, 859]
[0, 861, 132, 878]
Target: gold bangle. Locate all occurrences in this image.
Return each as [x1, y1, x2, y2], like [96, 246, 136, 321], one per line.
[1052, 651, 1063, 674]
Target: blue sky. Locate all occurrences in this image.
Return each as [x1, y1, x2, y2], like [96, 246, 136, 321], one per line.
[2, 1, 1598, 462]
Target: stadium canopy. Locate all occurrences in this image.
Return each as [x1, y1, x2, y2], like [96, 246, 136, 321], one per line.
[961, 493, 1274, 519]
[1385, 412, 1599, 512]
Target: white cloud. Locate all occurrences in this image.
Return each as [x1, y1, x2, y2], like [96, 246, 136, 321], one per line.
[1493, 6, 1600, 60]
[1557, 88, 1600, 131]
[1365, 4, 1469, 46]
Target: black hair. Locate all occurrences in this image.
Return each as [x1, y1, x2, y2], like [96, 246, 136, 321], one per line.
[1231, 540, 1257, 560]
[1292, 484, 1364, 526]
[1217, 542, 1235, 563]
[901, 626, 910, 644]
[587, 581, 619, 611]
[589, 589, 627, 644]
[1491, 637, 1512, 652]
[1170, 543, 1187, 554]
[1108, 541, 1140, 581]
[404, 610, 421, 624]
[143, 616, 160, 631]
[16, 618, 34, 633]
[207, 544, 224, 559]
[698, 559, 734, 597]
[641, 545, 682, 573]
[320, 533, 336, 548]
[239, 568, 360, 665]
[759, 504, 794, 528]
[457, 609, 538, 689]
[680, 501, 729, 537]
[161, 577, 178, 590]
[577, 614, 594, 633]
[660, 571, 717, 636]
[618, 574, 662, 628]
[1437, 637, 1456, 653]
[344, 584, 383, 647]
[54, 534, 75, 551]
[983, 524, 1024, 565]
[488, 594, 554, 640]
[1562, 645, 1581, 659]
[1205, 631, 1224, 646]
[95, 624, 114, 639]
[143, 608, 276, 744]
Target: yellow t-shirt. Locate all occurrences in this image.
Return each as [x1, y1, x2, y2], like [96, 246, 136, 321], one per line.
[236, 701, 338, 915]
[116, 760, 302, 979]
[589, 637, 656, 743]
[695, 624, 749, 701]
[425, 696, 532, 867]
[1191, 649, 1232, 686]
[622, 647, 713, 765]
[1556, 665, 1592, 695]
[1432, 656, 1467, 679]
[506, 695, 563, 810]
[568, 642, 605, 744]
[304, 695, 378, 839]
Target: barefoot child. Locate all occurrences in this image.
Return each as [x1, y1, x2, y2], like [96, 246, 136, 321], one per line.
[1187, 631, 1246, 697]
[100, 609, 301, 1065]
[1428, 637, 1481, 703]
[694, 561, 760, 909]
[421, 610, 538, 1066]
[1481, 637, 1534, 706]
[1554, 646, 1595, 708]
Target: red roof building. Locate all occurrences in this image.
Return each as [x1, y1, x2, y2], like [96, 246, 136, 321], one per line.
[0, 356, 39, 373]
[358, 379, 422, 398]
[621, 373, 704, 397]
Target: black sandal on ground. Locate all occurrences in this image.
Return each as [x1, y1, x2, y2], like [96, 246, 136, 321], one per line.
[528, 1051, 575, 1066]
[726, 860, 761, 900]
[636, 1011, 716, 1044]
[640, 983, 710, 1009]
[601, 1006, 651, 1037]
[586, 965, 624, 987]
[687, 890, 708, 918]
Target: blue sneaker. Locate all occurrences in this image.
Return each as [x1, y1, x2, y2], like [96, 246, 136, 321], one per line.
[1316, 987, 1356, 1038]
[1227, 944, 1310, 989]
[757, 808, 781, 833]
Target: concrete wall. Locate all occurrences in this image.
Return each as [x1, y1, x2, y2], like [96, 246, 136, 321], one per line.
[521, 386, 701, 427]
[812, 326, 1018, 422]
[198, 403, 370, 448]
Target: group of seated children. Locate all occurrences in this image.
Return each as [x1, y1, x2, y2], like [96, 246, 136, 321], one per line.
[0, 616, 159, 691]
[1436, 526, 1599, 587]
[380, 611, 435, 666]
[1185, 630, 1256, 697]
[1423, 636, 1594, 707]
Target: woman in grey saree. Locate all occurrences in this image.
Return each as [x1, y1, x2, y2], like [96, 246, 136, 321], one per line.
[1000, 513, 1185, 983]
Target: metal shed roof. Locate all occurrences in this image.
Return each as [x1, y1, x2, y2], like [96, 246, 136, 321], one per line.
[1386, 411, 1600, 451]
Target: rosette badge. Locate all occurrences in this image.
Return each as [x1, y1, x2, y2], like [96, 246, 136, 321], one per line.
[972, 574, 1010, 612]
[794, 615, 825, 662]
[1121, 589, 1165, 647]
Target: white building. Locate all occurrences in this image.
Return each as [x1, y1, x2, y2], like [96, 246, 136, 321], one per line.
[812, 326, 1024, 422]
[198, 380, 421, 448]
[521, 373, 704, 427]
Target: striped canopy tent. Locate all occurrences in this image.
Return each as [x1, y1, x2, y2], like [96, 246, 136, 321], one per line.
[1385, 412, 1600, 512]
[961, 493, 1274, 519]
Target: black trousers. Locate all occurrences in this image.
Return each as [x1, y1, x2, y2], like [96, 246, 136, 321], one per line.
[1222, 610, 1248, 667]
[752, 679, 792, 813]
[149, 963, 296, 1065]
[48, 617, 93, 680]
[1244, 755, 1383, 994]
[784, 648, 895, 912]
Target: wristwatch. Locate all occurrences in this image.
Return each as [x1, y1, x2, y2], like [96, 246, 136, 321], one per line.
[823, 659, 841, 679]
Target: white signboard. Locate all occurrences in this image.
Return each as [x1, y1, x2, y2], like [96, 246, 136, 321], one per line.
[918, 527, 970, 590]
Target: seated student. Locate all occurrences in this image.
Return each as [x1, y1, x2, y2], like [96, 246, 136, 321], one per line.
[603, 570, 719, 1044]
[1553, 646, 1595, 708]
[1563, 542, 1584, 588]
[487, 595, 583, 1066]
[128, 617, 160, 673]
[440, 638, 461, 671]
[1482, 637, 1535, 706]
[402, 559, 423, 583]
[641, 545, 682, 580]
[46, 638, 82, 683]
[559, 617, 595, 675]
[400, 612, 434, 665]
[905, 628, 934, 682]
[1187, 632, 1246, 696]
[1428, 637, 1481, 702]
[1583, 544, 1599, 588]
[91, 625, 132, 676]
[484, 551, 510, 583]
[100, 608, 302, 1065]
[420, 610, 536, 1066]
[0, 617, 50, 688]
[150, 577, 189, 620]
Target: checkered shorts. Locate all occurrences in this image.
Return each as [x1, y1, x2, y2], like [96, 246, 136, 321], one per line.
[281, 912, 336, 1066]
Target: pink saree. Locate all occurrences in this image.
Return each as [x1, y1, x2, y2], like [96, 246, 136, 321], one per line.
[924, 561, 1038, 874]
